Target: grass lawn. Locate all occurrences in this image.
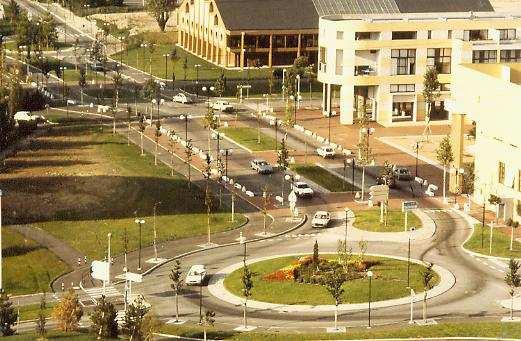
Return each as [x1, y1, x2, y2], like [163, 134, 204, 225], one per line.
[62, 69, 108, 83]
[224, 255, 438, 305]
[1, 126, 245, 260]
[18, 302, 55, 321]
[112, 43, 269, 80]
[220, 127, 277, 151]
[4, 40, 72, 51]
[3, 229, 70, 295]
[353, 209, 422, 233]
[160, 321, 521, 340]
[291, 164, 358, 192]
[464, 224, 521, 259]
[5, 331, 97, 340]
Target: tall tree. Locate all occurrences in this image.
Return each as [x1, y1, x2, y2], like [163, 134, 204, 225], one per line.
[323, 270, 345, 331]
[420, 263, 435, 322]
[185, 139, 194, 188]
[78, 67, 87, 108]
[35, 294, 47, 338]
[0, 290, 18, 336]
[146, 0, 176, 32]
[213, 71, 225, 98]
[201, 310, 215, 341]
[138, 112, 147, 155]
[505, 258, 521, 320]
[154, 119, 162, 165]
[90, 295, 118, 339]
[277, 136, 290, 172]
[122, 296, 150, 341]
[435, 135, 454, 201]
[356, 113, 373, 201]
[169, 260, 184, 322]
[241, 264, 253, 329]
[422, 67, 441, 141]
[52, 289, 83, 332]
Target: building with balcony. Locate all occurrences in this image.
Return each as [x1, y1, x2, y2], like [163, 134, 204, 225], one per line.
[317, 3, 521, 126]
[451, 63, 521, 222]
[176, 0, 319, 68]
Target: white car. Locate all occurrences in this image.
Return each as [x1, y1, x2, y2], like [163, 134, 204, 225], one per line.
[316, 146, 336, 158]
[250, 159, 273, 174]
[311, 211, 331, 228]
[211, 100, 234, 112]
[14, 111, 37, 122]
[184, 264, 207, 286]
[173, 93, 192, 104]
[292, 181, 314, 198]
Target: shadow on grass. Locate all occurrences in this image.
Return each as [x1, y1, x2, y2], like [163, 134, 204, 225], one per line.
[3, 244, 42, 257]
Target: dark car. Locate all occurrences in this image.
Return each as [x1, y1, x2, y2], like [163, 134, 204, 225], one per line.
[393, 167, 413, 181]
[376, 174, 396, 188]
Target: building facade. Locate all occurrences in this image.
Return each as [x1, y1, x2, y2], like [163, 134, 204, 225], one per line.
[176, 0, 319, 69]
[317, 12, 521, 126]
[452, 63, 521, 223]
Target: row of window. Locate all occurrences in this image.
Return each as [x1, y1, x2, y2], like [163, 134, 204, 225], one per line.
[347, 29, 518, 41]
[498, 162, 521, 192]
[389, 83, 451, 93]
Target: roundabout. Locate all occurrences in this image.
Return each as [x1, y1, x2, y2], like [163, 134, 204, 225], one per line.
[209, 252, 455, 313]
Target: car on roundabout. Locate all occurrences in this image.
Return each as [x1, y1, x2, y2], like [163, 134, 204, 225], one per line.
[311, 211, 331, 228]
[292, 181, 314, 198]
[173, 93, 192, 104]
[250, 159, 273, 174]
[185, 264, 207, 286]
[394, 166, 413, 181]
[316, 145, 336, 158]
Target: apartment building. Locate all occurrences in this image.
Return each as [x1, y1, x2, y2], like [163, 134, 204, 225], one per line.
[452, 63, 521, 222]
[317, 10, 521, 126]
[176, 0, 319, 68]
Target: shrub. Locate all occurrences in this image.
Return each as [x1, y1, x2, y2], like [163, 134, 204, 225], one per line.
[507, 218, 513, 227]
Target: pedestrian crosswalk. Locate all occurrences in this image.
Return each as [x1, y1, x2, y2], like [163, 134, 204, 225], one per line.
[83, 286, 122, 300]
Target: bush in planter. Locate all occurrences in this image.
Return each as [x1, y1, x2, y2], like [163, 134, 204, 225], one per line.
[507, 218, 513, 227]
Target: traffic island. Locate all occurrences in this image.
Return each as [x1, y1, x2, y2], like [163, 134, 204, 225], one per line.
[209, 252, 455, 314]
[353, 208, 422, 233]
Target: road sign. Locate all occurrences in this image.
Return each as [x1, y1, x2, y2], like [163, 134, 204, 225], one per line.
[369, 185, 389, 205]
[402, 201, 419, 212]
[125, 272, 143, 283]
[91, 261, 109, 282]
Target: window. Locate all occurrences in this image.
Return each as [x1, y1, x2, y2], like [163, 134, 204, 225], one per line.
[319, 46, 327, 72]
[500, 50, 521, 62]
[355, 32, 371, 40]
[392, 31, 417, 40]
[464, 30, 488, 41]
[185, 3, 189, 13]
[473, 50, 497, 63]
[518, 170, 521, 191]
[427, 48, 452, 74]
[440, 83, 451, 91]
[209, 3, 214, 12]
[390, 84, 415, 93]
[336, 31, 344, 40]
[499, 29, 516, 40]
[213, 15, 218, 25]
[448, 30, 452, 39]
[392, 102, 414, 120]
[335, 49, 343, 75]
[499, 161, 505, 184]
[391, 49, 416, 75]
[427, 30, 432, 39]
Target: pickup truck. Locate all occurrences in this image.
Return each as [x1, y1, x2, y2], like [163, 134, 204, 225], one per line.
[211, 100, 234, 112]
[292, 181, 314, 198]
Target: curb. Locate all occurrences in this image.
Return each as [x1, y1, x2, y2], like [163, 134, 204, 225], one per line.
[208, 251, 455, 313]
[452, 209, 521, 262]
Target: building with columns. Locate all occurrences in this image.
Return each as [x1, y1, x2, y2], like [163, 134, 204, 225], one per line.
[176, 0, 319, 68]
[451, 62, 521, 223]
[316, 1, 521, 126]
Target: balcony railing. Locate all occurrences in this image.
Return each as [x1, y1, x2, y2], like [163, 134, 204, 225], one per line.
[354, 65, 377, 76]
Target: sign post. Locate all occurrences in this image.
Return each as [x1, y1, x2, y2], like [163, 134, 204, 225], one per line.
[402, 201, 419, 232]
[369, 185, 389, 224]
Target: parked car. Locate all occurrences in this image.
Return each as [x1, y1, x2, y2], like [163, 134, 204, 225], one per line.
[393, 166, 413, 181]
[376, 174, 397, 188]
[311, 211, 331, 228]
[250, 159, 273, 174]
[316, 146, 336, 158]
[14, 111, 45, 123]
[211, 100, 234, 112]
[292, 181, 314, 198]
[185, 265, 207, 286]
[89, 62, 106, 72]
[173, 93, 192, 104]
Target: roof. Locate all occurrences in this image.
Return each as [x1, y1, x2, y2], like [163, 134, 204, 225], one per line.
[215, 0, 319, 31]
[214, 0, 494, 31]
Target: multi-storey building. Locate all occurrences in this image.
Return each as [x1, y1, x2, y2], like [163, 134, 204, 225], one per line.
[176, 0, 319, 68]
[452, 63, 521, 222]
[317, 8, 521, 126]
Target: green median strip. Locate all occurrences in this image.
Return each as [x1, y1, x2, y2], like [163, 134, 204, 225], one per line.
[291, 164, 358, 192]
[464, 224, 521, 259]
[220, 127, 277, 152]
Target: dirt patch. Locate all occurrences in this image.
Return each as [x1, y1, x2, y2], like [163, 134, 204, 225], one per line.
[91, 11, 177, 35]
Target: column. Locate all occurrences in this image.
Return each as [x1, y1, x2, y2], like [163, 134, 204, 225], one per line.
[297, 33, 301, 57]
[322, 83, 327, 111]
[339, 84, 355, 125]
[240, 32, 245, 69]
[268, 34, 273, 67]
[449, 112, 466, 192]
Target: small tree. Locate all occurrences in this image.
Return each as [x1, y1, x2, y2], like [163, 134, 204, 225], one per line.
[420, 263, 435, 322]
[90, 295, 118, 339]
[154, 119, 162, 165]
[185, 139, 194, 188]
[182, 57, 188, 80]
[489, 194, 502, 223]
[169, 260, 183, 322]
[356, 114, 373, 201]
[78, 67, 87, 108]
[203, 106, 218, 154]
[214, 72, 225, 97]
[277, 137, 290, 172]
[201, 310, 215, 341]
[35, 294, 47, 338]
[126, 106, 133, 146]
[461, 162, 475, 195]
[122, 296, 150, 341]
[52, 289, 83, 332]
[313, 240, 319, 269]
[323, 270, 345, 330]
[0, 290, 18, 336]
[138, 112, 146, 156]
[435, 136, 454, 201]
[241, 264, 253, 329]
[168, 130, 178, 176]
[505, 258, 521, 320]
[422, 67, 441, 141]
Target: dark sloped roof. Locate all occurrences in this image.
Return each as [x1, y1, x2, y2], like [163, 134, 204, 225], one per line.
[215, 0, 494, 31]
[215, 0, 318, 31]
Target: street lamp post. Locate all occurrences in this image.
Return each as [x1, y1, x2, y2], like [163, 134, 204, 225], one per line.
[194, 64, 201, 97]
[134, 218, 145, 271]
[414, 141, 420, 178]
[179, 114, 192, 141]
[212, 131, 224, 155]
[345, 158, 356, 193]
[367, 270, 373, 328]
[107, 233, 112, 286]
[220, 148, 233, 178]
[343, 208, 349, 253]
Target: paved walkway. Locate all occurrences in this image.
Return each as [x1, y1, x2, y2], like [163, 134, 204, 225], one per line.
[208, 252, 455, 313]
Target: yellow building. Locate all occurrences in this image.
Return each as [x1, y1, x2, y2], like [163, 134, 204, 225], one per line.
[317, 10, 521, 126]
[452, 63, 521, 222]
[176, 0, 319, 68]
